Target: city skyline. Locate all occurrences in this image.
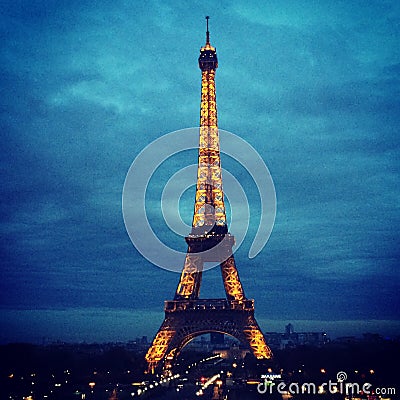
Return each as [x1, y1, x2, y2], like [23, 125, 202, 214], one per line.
[1, 1, 400, 344]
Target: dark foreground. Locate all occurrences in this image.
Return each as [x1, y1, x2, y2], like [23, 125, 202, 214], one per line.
[1, 338, 398, 400]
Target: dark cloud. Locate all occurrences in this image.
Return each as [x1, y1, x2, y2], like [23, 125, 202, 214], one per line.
[1, 0, 399, 342]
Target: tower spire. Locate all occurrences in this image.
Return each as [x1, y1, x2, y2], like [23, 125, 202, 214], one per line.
[206, 16, 210, 44]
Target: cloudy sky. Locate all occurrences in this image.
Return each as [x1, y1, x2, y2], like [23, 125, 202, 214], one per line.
[1, 0, 399, 343]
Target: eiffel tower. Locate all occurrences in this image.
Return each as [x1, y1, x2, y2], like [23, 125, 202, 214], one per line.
[145, 17, 272, 373]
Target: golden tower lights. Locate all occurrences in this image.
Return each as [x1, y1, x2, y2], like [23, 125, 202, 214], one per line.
[145, 17, 272, 373]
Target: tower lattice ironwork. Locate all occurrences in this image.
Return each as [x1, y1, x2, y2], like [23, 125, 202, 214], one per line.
[145, 17, 272, 373]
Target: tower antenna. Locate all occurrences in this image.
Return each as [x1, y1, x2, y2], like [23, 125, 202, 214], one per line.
[206, 16, 210, 44]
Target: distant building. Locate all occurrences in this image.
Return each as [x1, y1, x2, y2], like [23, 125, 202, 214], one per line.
[334, 336, 358, 344]
[264, 324, 329, 350]
[285, 323, 294, 336]
[213, 343, 250, 359]
[362, 333, 383, 342]
[210, 332, 225, 345]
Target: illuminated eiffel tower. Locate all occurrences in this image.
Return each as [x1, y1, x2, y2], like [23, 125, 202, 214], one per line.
[145, 17, 272, 373]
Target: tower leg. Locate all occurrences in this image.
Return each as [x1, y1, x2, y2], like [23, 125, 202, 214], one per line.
[175, 253, 203, 299]
[145, 319, 176, 374]
[220, 255, 245, 301]
[242, 315, 273, 359]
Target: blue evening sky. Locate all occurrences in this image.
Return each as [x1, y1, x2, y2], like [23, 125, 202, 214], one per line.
[1, 0, 399, 343]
